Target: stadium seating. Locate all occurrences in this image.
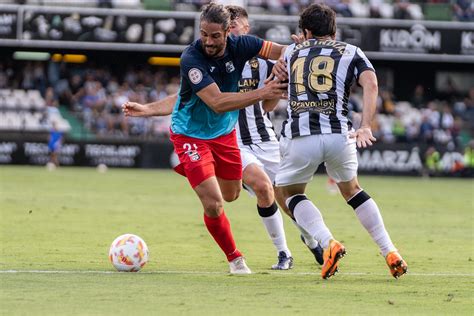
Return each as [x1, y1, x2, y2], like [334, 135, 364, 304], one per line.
[0, 0, 142, 9]
[26, 0, 99, 7]
[0, 0, 463, 21]
[0, 89, 71, 132]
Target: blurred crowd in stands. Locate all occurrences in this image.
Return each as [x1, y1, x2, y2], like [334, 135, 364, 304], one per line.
[0, 60, 179, 138]
[175, 0, 473, 21]
[345, 85, 474, 150]
[0, 60, 472, 151]
[5, 0, 473, 21]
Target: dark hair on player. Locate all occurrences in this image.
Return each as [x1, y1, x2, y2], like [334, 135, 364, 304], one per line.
[225, 5, 248, 21]
[299, 4, 336, 38]
[200, 2, 231, 30]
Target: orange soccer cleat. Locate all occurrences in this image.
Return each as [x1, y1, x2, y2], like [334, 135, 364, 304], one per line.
[321, 240, 346, 279]
[385, 251, 408, 279]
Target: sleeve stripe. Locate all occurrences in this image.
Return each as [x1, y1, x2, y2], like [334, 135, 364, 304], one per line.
[258, 41, 272, 59]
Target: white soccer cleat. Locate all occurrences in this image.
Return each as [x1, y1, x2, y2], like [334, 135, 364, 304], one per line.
[271, 251, 294, 270]
[229, 256, 252, 275]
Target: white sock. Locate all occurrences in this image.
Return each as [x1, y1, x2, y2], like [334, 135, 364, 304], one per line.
[287, 195, 333, 249]
[292, 220, 319, 249]
[261, 209, 291, 257]
[352, 196, 397, 257]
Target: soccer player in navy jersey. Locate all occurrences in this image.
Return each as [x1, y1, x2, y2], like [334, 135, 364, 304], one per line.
[124, 5, 326, 271]
[124, 3, 287, 274]
[272, 4, 407, 279]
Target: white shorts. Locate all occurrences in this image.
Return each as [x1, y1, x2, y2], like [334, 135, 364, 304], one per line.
[240, 140, 280, 184]
[275, 133, 358, 186]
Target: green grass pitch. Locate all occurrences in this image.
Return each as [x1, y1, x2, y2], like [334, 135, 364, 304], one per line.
[1, 166, 473, 315]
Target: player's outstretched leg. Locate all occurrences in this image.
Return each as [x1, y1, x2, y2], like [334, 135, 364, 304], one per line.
[258, 203, 293, 270]
[195, 177, 251, 274]
[204, 212, 251, 275]
[203, 212, 251, 274]
[286, 194, 345, 278]
[342, 183, 407, 278]
[244, 164, 293, 270]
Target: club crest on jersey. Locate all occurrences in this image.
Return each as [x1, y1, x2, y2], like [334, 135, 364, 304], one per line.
[249, 58, 259, 69]
[225, 61, 235, 73]
[188, 68, 203, 84]
[186, 150, 201, 162]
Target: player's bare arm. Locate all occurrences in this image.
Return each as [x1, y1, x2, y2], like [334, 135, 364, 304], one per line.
[262, 98, 280, 113]
[197, 80, 287, 113]
[349, 70, 378, 148]
[122, 93, 178, 117]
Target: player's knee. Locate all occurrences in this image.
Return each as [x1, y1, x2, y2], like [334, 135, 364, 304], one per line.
[252, 180, 274, 203]
[338, 179, 362, 201]
[203, 199, 224, 217]
[222, 187, 240, 202]
[222, 194, 237, 203]
[341, 186, 362, 201]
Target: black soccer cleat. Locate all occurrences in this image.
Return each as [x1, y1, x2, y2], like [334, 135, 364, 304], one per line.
[300, 235, 324, 265]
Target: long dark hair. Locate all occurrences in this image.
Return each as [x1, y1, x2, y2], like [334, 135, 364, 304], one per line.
[200, 2, 231, 30]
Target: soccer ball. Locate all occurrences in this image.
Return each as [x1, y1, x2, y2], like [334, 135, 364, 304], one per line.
[109, 234, 149, 272]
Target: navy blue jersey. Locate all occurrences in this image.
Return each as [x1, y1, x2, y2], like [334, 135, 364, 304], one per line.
[171, 35, 267, 139]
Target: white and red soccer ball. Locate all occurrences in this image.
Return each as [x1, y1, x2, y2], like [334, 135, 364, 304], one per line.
[109, 234, 149, 272]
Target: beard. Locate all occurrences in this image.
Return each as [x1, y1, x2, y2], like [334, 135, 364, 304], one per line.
[202, 43, 224, 58]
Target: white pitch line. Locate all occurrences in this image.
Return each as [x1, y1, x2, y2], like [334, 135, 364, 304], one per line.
[0, 270, 473, 277]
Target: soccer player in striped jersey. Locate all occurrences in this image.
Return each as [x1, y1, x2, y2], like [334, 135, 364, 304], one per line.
[227, 5, 323, 270]
[273, 4, 407, 279]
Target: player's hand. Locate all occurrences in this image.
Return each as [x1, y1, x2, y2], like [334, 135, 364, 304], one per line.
[349, 127, 377, 148]
[291, 33, 305, 44]
[264, 73, 274, 84]
[261, 79, 288, 100]
[268, 57, 288, 82]
[122, 102, 149, 117]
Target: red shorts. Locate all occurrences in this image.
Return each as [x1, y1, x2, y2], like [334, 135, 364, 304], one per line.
[170, 129, 242, 188]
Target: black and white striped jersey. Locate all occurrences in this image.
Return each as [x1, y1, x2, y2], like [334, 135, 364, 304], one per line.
[280, 39, 375, 139]
[235, 57, 278, 146]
